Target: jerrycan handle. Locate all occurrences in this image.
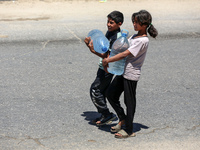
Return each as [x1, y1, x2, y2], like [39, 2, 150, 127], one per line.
[121, 29, 129, 37]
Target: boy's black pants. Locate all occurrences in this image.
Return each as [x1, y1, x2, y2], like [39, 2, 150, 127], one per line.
[106, 75, 138, 135]
[90, 68, 113, 117]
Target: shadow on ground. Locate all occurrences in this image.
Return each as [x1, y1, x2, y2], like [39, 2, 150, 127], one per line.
[81, 111, 149, 133]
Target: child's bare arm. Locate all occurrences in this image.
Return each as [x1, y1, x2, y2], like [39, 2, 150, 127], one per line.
[102, 50, 131, 66]
[84, 37, 106, 58]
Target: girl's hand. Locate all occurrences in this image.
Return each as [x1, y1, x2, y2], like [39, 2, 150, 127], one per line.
[102, 58, 109, 73]
[102, 58, 109, 67]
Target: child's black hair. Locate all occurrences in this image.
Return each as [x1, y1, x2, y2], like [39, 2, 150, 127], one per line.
[132, 10, 158, 38]
[107, 11, 124, 24]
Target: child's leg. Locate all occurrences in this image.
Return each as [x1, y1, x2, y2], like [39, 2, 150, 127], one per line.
[123, 78, 138, 135]
[106, 75, 126, 121]
[90, 68, 113, 116]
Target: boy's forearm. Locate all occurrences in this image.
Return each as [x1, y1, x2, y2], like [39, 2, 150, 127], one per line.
[88, 45, 103, 58]
[93, 51, 104, 58]
[92, 51, 108, 58]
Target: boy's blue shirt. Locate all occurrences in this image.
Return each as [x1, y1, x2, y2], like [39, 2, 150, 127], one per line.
[99, 28, 122, 70]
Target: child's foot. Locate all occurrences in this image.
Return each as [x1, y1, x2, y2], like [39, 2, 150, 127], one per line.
[96, 113, 116, 126]
[110, 120, 125, 132]
[115, 129, 136, 139]
[91, 117, 101, 124]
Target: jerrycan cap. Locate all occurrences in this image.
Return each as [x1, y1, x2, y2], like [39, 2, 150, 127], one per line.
[121, 29, 129, 37]
[122, 33, 127, 37]
[102, 47, 108, 52]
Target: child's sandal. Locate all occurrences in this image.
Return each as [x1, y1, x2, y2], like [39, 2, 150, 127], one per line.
[115, 129, 136, 139]
[110, 124, 121, 132]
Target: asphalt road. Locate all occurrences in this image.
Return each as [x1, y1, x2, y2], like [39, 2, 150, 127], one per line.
[0, 1, 200, 150]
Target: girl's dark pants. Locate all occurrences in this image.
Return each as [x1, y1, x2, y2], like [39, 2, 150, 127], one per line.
[106, 75, 138, 135]
[90, 68, 113, 117]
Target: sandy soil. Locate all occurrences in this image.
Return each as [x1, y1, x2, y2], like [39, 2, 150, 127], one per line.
[0, 0, 199, 22]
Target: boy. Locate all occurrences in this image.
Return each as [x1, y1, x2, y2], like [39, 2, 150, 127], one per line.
[84, 11, 124, 126]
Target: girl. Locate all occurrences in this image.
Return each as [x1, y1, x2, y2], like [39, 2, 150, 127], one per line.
[102, 10, 158, 138]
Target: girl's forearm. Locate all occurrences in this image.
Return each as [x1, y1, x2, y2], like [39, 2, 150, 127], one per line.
[107, 50, 130, 63]
[107, 53, 124, 63]
[103, 50, 130, 67]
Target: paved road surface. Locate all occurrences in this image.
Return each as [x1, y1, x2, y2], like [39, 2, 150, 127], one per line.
[0, 0, 199, 149]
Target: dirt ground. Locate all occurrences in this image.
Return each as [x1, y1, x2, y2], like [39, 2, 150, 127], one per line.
[0, 0, 199, 22]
